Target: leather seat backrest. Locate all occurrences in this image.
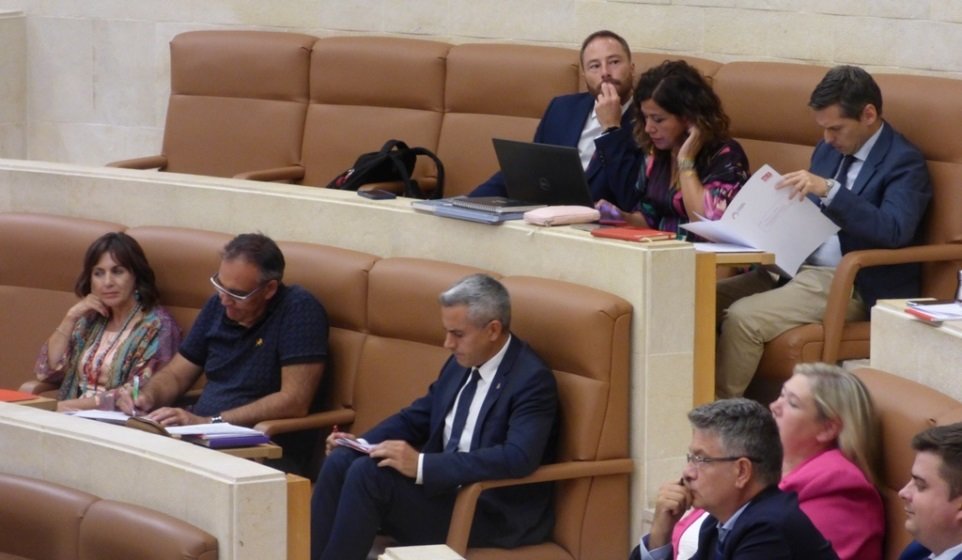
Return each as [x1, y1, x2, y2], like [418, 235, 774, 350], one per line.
[0, 472, 98, 559]
[854, 368, 962, 560]
[162, 30, 315, 177]
[874, 72, 962, 298]
[0, 213, 124, 389]
[299, 37, 450, 188]
[78, 500, 218, 560]
[125, 226, 232, 337]
[713, 61, 828, 175]
[438, 43, 580, 196]
[503, 276, 632, 556]
[278, 240, 379, 412]
[629, 52, 723, 80]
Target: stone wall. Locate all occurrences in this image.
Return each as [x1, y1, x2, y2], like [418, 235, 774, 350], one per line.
[0, 1, 959, 170]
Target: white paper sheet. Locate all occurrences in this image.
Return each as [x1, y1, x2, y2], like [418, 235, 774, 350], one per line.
[681, 165, 840, 276]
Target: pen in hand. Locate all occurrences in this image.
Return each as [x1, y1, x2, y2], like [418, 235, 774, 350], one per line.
[133, 375, 140, 403]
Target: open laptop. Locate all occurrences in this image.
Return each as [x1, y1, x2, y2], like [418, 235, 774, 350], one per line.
[451, 138, 594, 213]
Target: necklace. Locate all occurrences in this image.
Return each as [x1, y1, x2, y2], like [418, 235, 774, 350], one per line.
[81, 302, 142, 396]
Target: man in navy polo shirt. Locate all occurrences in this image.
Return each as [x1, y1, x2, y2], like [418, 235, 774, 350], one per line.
[119, 233, 328, 470]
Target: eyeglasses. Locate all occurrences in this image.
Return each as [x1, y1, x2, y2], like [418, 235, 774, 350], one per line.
[686, 453, 759, 467]
[209, 273, 266, 302]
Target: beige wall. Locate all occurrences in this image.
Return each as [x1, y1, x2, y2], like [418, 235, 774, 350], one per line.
[0, 12, 24, 159]
[0, 1, 960, 165]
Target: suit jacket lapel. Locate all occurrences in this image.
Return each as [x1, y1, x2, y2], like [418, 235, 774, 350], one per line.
[426, 360, 473, 452]
[693, 515, 720, 560]
[564, 93, 595, 147]
[584, 101, 635, 181]
[468, 337, 520, 450]
[849, 123, 893, 196]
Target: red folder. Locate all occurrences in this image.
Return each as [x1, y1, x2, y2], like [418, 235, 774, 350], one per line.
[590, 226, 675, 242]
[0, 388, 39, 402]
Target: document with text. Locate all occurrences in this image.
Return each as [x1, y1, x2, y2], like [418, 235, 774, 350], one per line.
[681, 164, 840, 276]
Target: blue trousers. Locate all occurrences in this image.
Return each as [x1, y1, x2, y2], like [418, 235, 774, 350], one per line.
[310, 447, 457, 560]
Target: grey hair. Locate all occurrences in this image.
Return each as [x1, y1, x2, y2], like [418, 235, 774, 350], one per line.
[688, 398, 783, 486]
[438, 274, 510, 330]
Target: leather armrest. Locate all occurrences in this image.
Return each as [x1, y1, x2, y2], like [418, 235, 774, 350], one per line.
[234, 165, 306, 182]
[107, 155, 168, 170]
[445, 458, 634, 554]
[822, 242, 962, 362]
[254, 408, 356, 437]
[19, 379, 60, 395]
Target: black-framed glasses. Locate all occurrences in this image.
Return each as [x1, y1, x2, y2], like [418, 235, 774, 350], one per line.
[686, 453, 758, 467]
[209, 273, 266, 302]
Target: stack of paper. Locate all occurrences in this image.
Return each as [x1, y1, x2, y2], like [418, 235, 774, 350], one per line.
[66, 409, 132, 425]
[680, 164, 840, 276]
[167, 423, 270, 448]
[905, 301, 962, 323]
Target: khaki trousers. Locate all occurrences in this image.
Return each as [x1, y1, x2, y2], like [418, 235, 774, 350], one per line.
[715, 266, 867, 399]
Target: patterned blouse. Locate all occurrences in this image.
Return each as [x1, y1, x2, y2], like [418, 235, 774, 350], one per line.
[636, 138, 750, 238]
[35, 305, 181, 401]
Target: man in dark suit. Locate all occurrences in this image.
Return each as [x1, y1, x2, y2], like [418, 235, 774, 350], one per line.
[898, 423, 962, 560]
[470, 29, 642, 211]
[716, 65, 932, 398]
[631, 399, 837, 560]
[310, 274, 558, 560]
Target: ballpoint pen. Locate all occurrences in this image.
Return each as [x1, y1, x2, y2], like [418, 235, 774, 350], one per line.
[133, 376, 140, 403]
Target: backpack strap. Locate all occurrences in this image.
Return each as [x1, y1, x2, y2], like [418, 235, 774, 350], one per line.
[407, 146, 445, 199]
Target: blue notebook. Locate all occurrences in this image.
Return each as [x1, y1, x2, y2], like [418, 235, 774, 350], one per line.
[411, 198, 525, 224]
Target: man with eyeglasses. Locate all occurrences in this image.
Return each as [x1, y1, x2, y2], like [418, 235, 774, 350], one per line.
[118, 233, 328, 471]
[631, 398, 837, 560]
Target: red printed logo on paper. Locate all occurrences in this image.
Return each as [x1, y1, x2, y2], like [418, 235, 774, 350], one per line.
[761, 171, 773, 181]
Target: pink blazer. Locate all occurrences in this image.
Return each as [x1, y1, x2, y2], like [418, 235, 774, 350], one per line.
[671, 448, 884, 560]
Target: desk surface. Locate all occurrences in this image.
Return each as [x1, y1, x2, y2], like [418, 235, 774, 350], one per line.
[871, 299, 962, 402]
[219, 442, 283, 460]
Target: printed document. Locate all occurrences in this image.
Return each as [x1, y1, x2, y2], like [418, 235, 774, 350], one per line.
[681, 164, 839, 276]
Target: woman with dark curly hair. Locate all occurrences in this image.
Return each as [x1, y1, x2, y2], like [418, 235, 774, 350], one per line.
[34, 232, 180, 411]
[599, 60, 750, 235]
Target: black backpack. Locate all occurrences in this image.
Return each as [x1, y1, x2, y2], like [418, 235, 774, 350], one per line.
[326, 139, 445, 199]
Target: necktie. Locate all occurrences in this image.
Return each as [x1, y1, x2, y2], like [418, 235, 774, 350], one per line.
[445, 368, 481, 453]
[835, 154, 857, 190]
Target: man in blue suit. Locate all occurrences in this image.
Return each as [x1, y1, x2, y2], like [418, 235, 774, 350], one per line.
[898, 423, 962, 560]
[310, 274, 558, 560]
[631, 399, 837, 559]
[716, 65, 932, 398]
[470, 29, 642, 211]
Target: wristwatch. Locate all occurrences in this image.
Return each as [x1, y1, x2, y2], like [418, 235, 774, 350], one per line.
[824, 178, 837, 193]
[210, 415, 224, 424]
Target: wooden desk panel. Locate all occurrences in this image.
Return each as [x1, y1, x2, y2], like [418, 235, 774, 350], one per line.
[693, 251, 776, 405]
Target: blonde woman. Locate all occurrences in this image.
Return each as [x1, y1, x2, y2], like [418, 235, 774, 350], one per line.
[673, 363, 884, 560]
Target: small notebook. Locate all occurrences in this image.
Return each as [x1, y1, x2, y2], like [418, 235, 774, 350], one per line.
[449, 196, 545, 214]
[590, 226, 676, 242]
[412, 199, 525, 224]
